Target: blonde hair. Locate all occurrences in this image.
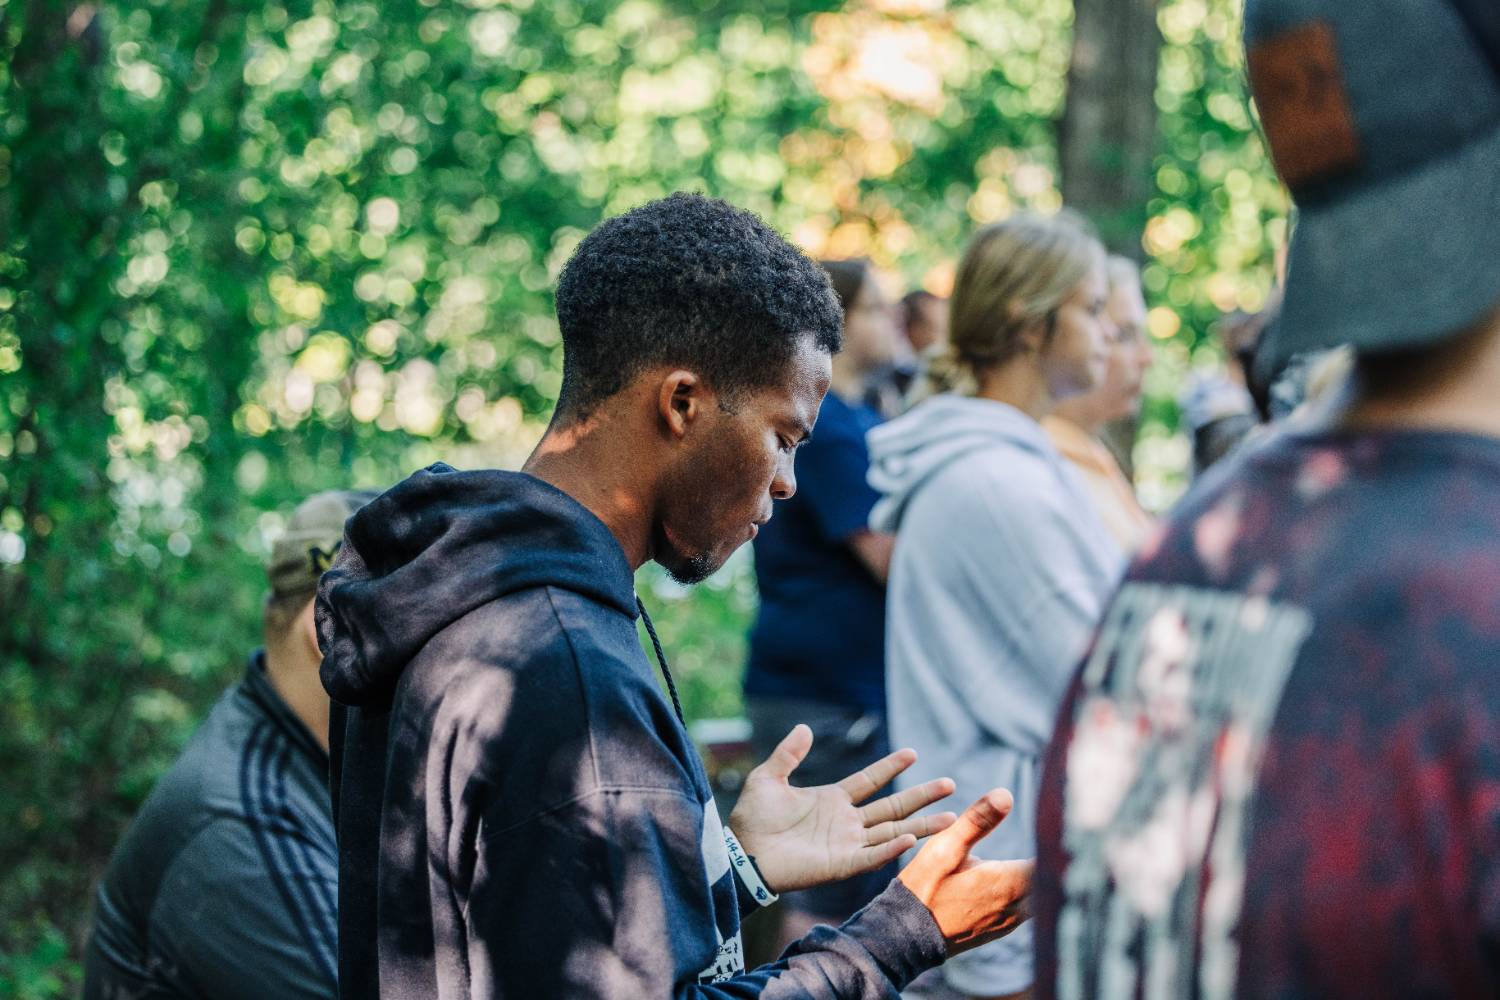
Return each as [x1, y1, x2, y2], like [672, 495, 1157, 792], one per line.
[927, 211, 1105, 396]
[1106, 254, 1141, 292]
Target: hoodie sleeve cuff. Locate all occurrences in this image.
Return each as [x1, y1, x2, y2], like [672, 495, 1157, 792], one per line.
[837, 878, 948, 990]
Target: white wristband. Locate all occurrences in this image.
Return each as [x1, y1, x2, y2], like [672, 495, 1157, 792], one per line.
[723, 826, 779, 908]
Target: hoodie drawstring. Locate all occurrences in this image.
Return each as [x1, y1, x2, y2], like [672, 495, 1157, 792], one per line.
[636, 597, 686, 726]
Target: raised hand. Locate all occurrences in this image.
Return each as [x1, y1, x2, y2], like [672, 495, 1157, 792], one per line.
[897, 789, 1034, 954]
[727, 724, 957, 894]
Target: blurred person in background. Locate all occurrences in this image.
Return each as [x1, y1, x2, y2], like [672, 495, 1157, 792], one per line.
[868, 212, 1125, 1000]
[83, 490, 375, 1000]
[1184, 297, 1353, 482]
[1035, 1, 1500, 995]
[866, 289, 948, 417]
[1179, 299, 1277, 477]
[744, 257, 902, 950]
[902, 290, 950, 359]
[1267, 344, 1355, 424]
[1043, 255, 1156, 553]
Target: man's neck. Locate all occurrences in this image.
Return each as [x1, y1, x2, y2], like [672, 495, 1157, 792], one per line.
[523, 416, 654, 570]
[1335, 313, 1500, 438]
[265, 646, 330, 752]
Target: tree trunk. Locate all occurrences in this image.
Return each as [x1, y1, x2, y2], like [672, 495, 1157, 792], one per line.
[1059, 0, 1162, 259]
[1060, 0, 1161, 477]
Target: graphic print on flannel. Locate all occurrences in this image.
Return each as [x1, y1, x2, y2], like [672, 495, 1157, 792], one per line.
[697, 799, 746, 983]
[1056, 583, 1312, 999]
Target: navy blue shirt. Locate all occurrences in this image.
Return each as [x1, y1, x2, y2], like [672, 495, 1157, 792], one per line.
[746, 392, 887, 712]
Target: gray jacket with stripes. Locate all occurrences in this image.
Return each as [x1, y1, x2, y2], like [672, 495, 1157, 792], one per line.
[84, 652, 337, 1000]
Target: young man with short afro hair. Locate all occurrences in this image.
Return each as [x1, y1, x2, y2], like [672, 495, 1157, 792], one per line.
[320, 193, 1033, 998]
[553, 192, 845, 422]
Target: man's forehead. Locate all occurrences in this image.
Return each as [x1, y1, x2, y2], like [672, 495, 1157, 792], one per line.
[769, 342, 831, 426]
[791, 343, 832, 394]
[790, 339, 832, 382]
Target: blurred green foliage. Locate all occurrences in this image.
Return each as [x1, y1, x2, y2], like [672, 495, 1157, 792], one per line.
[0, 0, 1281, 992]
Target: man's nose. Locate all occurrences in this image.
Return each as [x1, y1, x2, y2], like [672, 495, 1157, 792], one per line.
[771, 456, 797, 501]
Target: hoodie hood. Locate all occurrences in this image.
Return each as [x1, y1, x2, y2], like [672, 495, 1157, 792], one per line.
[866, 394, 1060, 533]
[317, 463, 637, 709]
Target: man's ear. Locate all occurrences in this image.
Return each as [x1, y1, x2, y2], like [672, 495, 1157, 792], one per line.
[656, 370, 709, 440]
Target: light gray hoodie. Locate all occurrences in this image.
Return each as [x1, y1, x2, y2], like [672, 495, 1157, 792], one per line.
[867, 395, 1125, 995]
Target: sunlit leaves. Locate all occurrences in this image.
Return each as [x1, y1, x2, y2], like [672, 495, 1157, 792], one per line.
[3, 2, 1291, 988]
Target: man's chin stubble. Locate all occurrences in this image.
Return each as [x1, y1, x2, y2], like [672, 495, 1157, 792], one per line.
[663, 549, 720, 586]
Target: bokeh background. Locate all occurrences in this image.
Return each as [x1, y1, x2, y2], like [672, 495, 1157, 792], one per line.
[0, 0, 1283, 992]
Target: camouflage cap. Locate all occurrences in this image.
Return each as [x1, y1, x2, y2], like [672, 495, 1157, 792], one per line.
[267, 489, 379, 600]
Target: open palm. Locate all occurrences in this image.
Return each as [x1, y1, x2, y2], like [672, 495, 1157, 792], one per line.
[727, 724, 958, 893]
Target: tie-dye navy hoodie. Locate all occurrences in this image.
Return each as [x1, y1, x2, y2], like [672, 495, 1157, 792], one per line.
[1035, 429, 1500, 998]
[317, 463, 946, 999]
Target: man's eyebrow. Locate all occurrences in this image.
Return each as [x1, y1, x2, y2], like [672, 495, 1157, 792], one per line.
[792, 419, 814, 443]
